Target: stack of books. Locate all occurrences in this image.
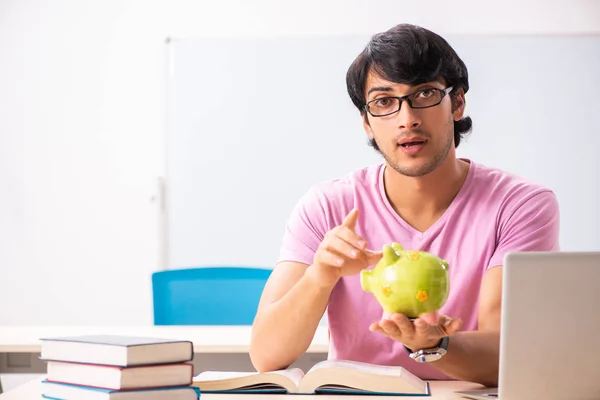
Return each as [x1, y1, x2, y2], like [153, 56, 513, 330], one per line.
[39, 335, 199, 400]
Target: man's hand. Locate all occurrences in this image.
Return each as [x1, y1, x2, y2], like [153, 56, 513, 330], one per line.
[369, 312, 463, 351]
[306, 208, 382, 288]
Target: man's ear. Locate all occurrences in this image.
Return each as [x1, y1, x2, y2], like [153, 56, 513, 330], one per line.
[362, 114, 374, 139]
[452, 89, 466, 121]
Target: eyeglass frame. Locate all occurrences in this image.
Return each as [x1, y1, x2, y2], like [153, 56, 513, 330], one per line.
[363, 86, 454, 117]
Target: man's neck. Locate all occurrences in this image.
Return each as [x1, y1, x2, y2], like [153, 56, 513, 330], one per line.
[383, 157, 470, 232]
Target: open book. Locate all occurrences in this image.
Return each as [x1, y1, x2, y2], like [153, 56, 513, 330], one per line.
[193, 360, 430, 396]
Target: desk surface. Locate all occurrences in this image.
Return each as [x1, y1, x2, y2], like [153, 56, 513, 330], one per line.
[0, 326, 329, 353]
[0, 378, 483, 399]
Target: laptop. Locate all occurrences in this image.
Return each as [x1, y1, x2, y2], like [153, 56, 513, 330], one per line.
[456, 251, 600, 400]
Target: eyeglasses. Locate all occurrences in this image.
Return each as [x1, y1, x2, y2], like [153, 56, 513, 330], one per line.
[364, 86, 454, 117]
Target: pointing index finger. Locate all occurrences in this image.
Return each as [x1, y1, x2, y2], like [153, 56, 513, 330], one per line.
[341, 208, 359, 231]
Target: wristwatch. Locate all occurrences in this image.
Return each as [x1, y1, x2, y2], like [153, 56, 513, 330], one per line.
[404, 336, 450, 363]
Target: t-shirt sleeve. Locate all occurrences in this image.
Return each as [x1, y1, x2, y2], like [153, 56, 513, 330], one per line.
[487, 190, 560, 269]
[276, 187, 330, 266]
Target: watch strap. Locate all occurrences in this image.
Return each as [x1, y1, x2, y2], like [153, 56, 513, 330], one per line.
[403, 336, 449, 355]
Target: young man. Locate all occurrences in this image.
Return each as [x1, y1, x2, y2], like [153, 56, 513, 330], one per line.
[249, 24, 560, 387]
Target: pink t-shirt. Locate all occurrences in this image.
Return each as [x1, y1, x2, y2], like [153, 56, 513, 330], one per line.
[277, 159, 560, 380]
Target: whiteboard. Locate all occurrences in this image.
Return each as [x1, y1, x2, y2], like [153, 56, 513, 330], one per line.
[166, 34, 600, 270]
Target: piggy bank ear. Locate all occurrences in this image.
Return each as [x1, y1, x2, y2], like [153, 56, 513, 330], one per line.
[441, 260, 449, 269]
[382, 245, 399, 264]
[391, 242, 404, 254]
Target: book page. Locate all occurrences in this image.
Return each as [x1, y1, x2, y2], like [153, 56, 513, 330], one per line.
[272, 368, 305, 387]
[307, 359, 402, 376]
[194, 368, 305, 387]
[194, 368, 305, 393]
[303, 359, 426, 394]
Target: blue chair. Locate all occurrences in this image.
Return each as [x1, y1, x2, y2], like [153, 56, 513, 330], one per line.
[151, 266, 272, 325]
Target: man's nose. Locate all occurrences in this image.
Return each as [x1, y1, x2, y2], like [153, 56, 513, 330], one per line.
[396, 100, 422, 130]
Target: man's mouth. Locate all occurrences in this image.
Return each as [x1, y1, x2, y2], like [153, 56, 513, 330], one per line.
[399, 140, 427, 148]
[397, 137, 428, 155]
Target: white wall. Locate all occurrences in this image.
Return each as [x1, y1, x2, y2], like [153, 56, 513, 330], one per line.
[1, 0, 599, 326]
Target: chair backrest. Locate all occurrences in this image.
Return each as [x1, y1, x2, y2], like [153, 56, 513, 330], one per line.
[151, 266, 272, 325]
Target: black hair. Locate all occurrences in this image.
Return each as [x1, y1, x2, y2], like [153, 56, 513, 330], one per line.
[346, 24, 472, 149]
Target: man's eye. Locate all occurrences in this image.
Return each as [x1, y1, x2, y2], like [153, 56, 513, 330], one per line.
[375, 98, 392, 107]
[417, 89, 436, 98]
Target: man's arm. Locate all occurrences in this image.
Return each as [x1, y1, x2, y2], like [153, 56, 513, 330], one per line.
[372, 266, 502, 386]
[249, 261, 332, 372]
[425, 266, 502, 386]
[250, 209, 382, 372]
[249, 187, 332, 372]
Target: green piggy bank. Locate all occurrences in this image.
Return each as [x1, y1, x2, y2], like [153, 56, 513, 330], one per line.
[360, 242, 450, 318]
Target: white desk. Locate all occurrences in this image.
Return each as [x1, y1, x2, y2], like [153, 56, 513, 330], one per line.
[0, 377, 484, 399]
[0, 325, 329, 354]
